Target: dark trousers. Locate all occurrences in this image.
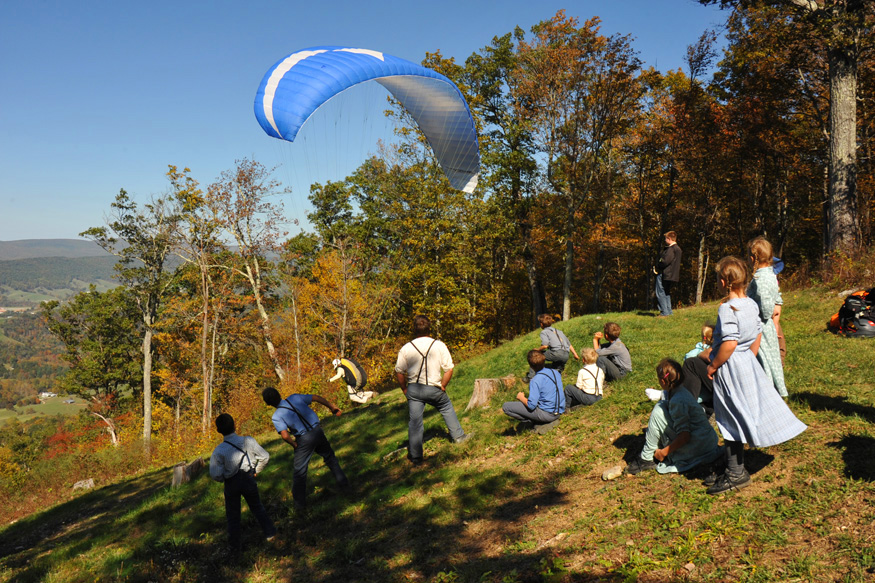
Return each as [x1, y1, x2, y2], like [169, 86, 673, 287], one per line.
[224, 471, 275, 548]
[293, 426, 348, 508]
[564, 385, 602, 407]
[682, 356, 713, 405]
[596, 356, 627, 382]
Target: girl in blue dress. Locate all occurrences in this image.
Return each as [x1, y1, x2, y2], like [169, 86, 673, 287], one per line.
[705, 256, 806, 494]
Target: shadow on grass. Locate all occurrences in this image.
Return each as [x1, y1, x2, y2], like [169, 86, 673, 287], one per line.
[794, 391, 875, 424]
[828, 434, 875, 480]
[611, 433, 646, 463]
[0, 439, 631, 583]
[0, 465, 172, 577]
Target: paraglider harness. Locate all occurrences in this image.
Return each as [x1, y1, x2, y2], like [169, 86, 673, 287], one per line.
[533, 369, 563, 415]
[829, 288, 875, 338]
[222, 440, 255, 478]
[277, 398, 318, 437]
[335, 357, 368, 399]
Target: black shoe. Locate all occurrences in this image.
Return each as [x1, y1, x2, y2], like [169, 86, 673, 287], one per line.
[623, 457, 657, 475]
[702, 468, 719, 487]
[515, 421, 534, 434]
[706, 470, 751, 495]
[534, 419, 560, 434]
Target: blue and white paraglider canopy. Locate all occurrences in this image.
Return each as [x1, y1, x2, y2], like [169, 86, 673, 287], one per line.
[254, 46, 480, 193]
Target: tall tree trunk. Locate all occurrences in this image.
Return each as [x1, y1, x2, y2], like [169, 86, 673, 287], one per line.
[695, 233, 708, 305]
[520, 229, 546, 326]
[142, 324, 153, 451]
[201, 271, 210, 434]
[291, 292, 301, 383]
[562, 196, 575, 321]
[591, 201, 611, 313]
[827, 44, 859, 254]
[246, 261, 286, 381]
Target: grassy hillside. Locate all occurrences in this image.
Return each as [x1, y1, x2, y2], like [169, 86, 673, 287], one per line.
[2, 287, 874, 582]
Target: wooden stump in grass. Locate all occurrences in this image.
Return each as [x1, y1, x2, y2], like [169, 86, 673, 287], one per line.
[466, 374, 518, 411]
[172, 457, 205, 487]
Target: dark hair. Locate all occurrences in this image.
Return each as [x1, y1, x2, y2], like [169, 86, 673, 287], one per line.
[537, 313, 555, 327]
[527, 349, 546, 369]
[413, 315, 431, 337]
[261, 387, 281, 407]
[604, 322, 621, 340]
[215, 413, 235, 436]
[656, 358, 684, 391]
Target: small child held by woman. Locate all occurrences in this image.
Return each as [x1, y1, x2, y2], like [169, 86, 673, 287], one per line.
[565, 348, 604, 409]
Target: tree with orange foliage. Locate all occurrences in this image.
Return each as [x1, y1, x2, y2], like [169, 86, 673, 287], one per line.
[514, 10, 643, 320]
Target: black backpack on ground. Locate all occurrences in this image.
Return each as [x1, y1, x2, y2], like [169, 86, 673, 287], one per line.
[836, 288, 875, 338]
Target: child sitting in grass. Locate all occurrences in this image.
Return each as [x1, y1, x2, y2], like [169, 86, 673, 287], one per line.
[565, 348, 604, 409]
[593, 322, 632, 382]
[505, 350, 565, 434]
[685, 322, 714, 360]
[524, 313, 580, 382]
[648, 323, 714, 404]
[623, 358, 723, 477]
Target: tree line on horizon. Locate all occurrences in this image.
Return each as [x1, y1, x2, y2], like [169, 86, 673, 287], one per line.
[31, 5, 875, 459]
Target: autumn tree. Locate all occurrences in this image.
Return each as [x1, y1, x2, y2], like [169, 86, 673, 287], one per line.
[82, 189, 178, 450]
[207, 159, 290, 382]
[166, 165, 233, 433]
[699, 0, 874, 255]
[515, 11, 643, 319]
[464, 32, 547, 325]
[42, 287, 141, 445]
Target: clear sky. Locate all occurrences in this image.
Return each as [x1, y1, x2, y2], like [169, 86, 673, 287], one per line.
[0, 0, 727, 241]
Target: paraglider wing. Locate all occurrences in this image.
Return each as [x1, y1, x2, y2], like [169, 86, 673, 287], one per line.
[254, 46, 480, 193]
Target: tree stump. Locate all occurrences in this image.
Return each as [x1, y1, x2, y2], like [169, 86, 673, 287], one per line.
[172, 457, 205, 488]
[466, 374, 518, 411]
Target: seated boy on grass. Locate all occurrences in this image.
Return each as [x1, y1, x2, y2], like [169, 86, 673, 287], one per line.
[503, 350, 565, 434]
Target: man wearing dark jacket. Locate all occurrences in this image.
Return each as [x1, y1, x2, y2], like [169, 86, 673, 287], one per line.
[654, 231, 681, 317]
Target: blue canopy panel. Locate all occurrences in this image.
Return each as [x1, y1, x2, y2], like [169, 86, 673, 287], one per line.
[254, 47, 480, 193]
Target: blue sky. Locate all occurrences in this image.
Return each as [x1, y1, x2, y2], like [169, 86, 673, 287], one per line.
[0, 0, 727, 241]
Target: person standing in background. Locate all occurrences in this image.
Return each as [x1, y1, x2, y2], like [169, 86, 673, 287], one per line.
[654, 231, 682, 317]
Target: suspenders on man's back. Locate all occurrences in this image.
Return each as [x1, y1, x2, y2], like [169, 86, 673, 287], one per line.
[223, 439, 253, 477]
[411, 339, 438, 386]
[534, 369, 562, 414]
[278, 398, 315, 436]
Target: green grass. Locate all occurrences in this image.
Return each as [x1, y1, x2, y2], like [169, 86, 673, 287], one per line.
[0, 396, 87, 424]
[2, 287, 875, 582]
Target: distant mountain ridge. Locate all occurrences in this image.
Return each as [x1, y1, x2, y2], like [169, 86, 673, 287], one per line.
[0, 239, 110, 261]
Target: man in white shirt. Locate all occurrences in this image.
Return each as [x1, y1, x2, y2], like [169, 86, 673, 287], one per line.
[209, 413, 276, 550]
[395, 315, 470, 464]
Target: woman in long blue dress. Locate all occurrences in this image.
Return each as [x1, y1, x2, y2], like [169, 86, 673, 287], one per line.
[705, 256, 806, 495]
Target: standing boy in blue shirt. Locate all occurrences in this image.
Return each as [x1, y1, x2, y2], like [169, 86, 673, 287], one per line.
[261, 387, 349, 511]
[503, 350, 565, 434]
